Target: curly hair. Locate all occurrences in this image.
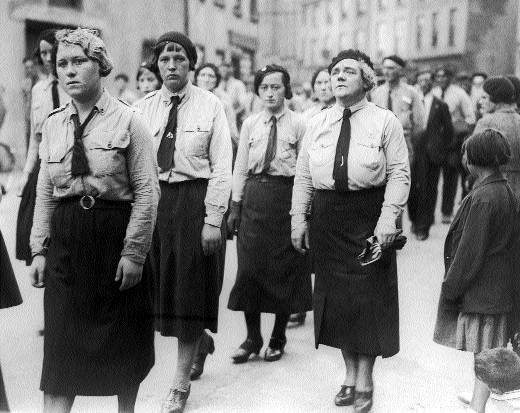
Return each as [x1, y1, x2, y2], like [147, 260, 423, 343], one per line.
[51, 28, 113, 78]
[194, 63, 222, 89]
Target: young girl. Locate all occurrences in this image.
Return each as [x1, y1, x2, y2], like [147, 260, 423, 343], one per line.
[433, 128, 519, 413]
[136, 61, 162, 96]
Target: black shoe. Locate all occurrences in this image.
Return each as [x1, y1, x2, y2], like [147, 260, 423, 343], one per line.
[354, 390, 373, 413]
[160, 385, 190, 413]
[334, 385, 355, 406]
[232, 337, 263, 364]
[415, 230, 429, 241]
[190, 333, 215, 380]
[264, 337, 286, 362]
[288, 312, 306, 326]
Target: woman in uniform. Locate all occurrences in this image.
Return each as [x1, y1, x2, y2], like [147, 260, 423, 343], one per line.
[17, 28, 68, 266]
[135, 32, 232, 413]
[227, 64, 312, 363]
[291, 50, 410, 412]
[29, 28, 158, 413]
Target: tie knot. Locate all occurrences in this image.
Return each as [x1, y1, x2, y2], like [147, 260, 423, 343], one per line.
[343, 108, 352, 118]
[270, 115, 277, 124]
[171, 95, 182, 105]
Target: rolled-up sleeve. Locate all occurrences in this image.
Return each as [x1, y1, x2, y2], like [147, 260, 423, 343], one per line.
[30, 124, 59, 256]
[291, 126, 316, 232]
[231, 118, 252, 203]
[205, 102, 232, 227]
[378, 115, 410, 229]
[121, 114, 160, 264]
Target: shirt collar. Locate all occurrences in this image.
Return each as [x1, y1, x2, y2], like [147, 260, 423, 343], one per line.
[261, 105, 288, 124]
[472, 172, 507, 190]
[160, 80, 191, 106]
[490, 389, 520, 401]
[331, 96, 368, 122]
[67, 88, 110, 119]
[42, 75, 58, 91]
[495, 106, 517, 114]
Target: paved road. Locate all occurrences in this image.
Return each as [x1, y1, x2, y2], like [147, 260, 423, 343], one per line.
[0, 174, 474, 413]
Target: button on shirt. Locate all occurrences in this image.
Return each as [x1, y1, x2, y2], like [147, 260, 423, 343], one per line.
[24, 76, 69, 174]
[232, 107, 307, 202]
[30, 90, 160, 264]
[135, 81, 232, 227]
[291, 97, 410, 231]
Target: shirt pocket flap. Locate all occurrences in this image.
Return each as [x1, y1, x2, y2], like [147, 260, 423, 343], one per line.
[310, 140, 335, 151]
[47, 144, 68, 163]
[279, 134, 298, 145]
[184, 120, 212, 133]
[357, 141, 381, 149]
[91, 129, 130, 150]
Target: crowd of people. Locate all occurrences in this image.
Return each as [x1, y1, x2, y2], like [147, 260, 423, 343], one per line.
[1, 25, 520, 413]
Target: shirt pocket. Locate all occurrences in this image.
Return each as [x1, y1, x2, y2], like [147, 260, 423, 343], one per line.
[308, 140, 335, 167]
[356, 140, 382, 170]
[279, 134, 298, 160]
[183, 120, 212, 157]
[46, 143, 71, 189]
[88, 128, 130, 177]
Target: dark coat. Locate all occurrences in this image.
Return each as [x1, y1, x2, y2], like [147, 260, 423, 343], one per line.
[439, 174, 518, 315]
[0, 230, 22, 309]
[416, 96, 454, 165]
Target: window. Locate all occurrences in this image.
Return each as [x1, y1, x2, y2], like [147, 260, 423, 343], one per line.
[377, 22, 393, 57]
[312, 3, 317, 27]
[302, 5, 307, 25]
[356, 30, 366, 49]
[340, 32, 350, 50]
[431, 12, 438, 47]
[448, 8, 456, 46]
[214, 0, 225, 9]
[311, 39, 317, 64]
[357, 0, 367, 15]
[250, 0, 259, 23]
[49, 0, 82, 8]
[233, 0, 242, 17]
[395, 19, 406, 56]
[141, 39, 155, 62]
[416, 15, 424, 50]
[326, 0, 333, 24]
[215, 49, 226, 66]
[341, 0, 349, 19]
[396, 0, 403, 5]
[378, 0, 389, 10]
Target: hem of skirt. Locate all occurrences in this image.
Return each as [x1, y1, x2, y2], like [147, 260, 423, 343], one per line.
[432, 337, 458, 350]
[227, 305, 313, 314]
[315, 342, 399, 359]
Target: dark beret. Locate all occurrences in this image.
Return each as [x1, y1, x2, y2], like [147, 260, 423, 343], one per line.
[483, 76, 515, 104]
[254, 64, 292, 98]
[383, 55, 406, 68]
[506, 75, 520, 102]
[328, 49, 374, 73]
[156, 31, 197, 70]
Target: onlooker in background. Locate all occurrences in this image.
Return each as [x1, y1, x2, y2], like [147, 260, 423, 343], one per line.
[114, 72, 138, 105]
[302, 66, 335, 118]
[136, 61, 162, 97]
[218, 62, 246, 125]
[408, 69, 454, 241]
[371, 55, 425, 164]
[474, 348, 520, 412]
[432, 65, 476, 224]
[241, 74, 262, 124]
[506, 74, 520, 110]
[456, 71, 472, 95]
[290, 82, 313, 113]
[474, 76, 520, 202]
[471, 72, 488, 112]
[22, 56, 39, 153]
[433, 129, 518, 413]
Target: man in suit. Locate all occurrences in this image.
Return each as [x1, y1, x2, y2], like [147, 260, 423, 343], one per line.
[408, 69, 454, 240]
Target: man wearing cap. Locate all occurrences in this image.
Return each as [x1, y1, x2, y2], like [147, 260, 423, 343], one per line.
[371, 55, 425, 164]
[432, 65, 476, 224]
[291, 49, 409, 411]
[135, 31, 232, 413]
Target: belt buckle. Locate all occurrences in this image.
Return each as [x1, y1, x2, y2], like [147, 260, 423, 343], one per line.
[79, 195, 95, 210]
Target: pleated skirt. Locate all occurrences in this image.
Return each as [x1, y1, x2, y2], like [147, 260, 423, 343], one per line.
[41, 199, 154, 396]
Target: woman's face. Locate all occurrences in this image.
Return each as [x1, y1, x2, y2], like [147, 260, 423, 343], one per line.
[258, 72, 285, 112]
[40, 40, 54, 71]
[157, 43, 190, 93]
[479, 91, 496, 115]
[314, 70, 333, 104]
[56, 43, 102, 103]
[197, 67, 218, 91]
[138, 68, 160, 94]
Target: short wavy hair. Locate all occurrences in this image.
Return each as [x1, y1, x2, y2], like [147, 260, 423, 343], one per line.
[51, 28, 113, 78]
[194, 63, 222, 89]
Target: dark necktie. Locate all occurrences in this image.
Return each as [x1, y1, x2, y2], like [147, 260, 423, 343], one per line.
[333, 108, 352, 192]
[51, 80, 60, 109]
[157, 95, 182, 171]
[70, 109, 96, 176]
[387, 89, 393, 112]
[262, 115, 277, 173]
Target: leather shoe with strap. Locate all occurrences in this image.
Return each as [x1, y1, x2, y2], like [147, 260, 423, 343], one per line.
[354, 390, 373, 413]
[160, 386, 190, 413]
[232, 337, 263, 364]
[334, 385, 355, 406]
[190, 332, 215, 380]
[264, 337, 286, 362]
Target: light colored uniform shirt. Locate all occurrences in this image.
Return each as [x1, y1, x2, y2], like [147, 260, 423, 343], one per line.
[303, 103, 331, 119]
[218, 76, 247, 113]
[232, 106, 307, 202]
[24, 76, 69, 173]
[432, 84, 476, 127]
[135, 81, 232, 227]
[30, 90, 159, 264]
[487, 389, 520, 412]
[291, 97, 410, 232]
[423, 92, 434, 129]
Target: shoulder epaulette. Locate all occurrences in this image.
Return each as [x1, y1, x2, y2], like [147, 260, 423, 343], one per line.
[144, 90, 158, 100]
[373, 103, 398, 118]
[117, 98, 137, 112]
[47, 105, 67, 118]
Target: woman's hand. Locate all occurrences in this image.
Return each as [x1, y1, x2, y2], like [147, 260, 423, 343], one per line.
[291, 225, 310, 255]
[115, 256, 143, 291]
[226, 201, 242, 236]
[374, 222, 397, 250]
[201, 223, 222, 256]
[17, 172, 31, 197]
[29, 255, 46, 288]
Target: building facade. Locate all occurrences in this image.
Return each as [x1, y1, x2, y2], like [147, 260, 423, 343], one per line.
[0, 0, 260, 163]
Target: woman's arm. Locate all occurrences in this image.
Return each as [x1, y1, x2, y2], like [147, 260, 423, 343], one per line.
[231, 117, 252, 203]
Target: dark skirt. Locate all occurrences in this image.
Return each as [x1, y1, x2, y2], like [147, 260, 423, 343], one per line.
[0, 230, 23, 309]
[15, 160, 39, 264]
[41, 199, 155, 396]
[154, 179, 225, 342]
[228, 175, 312, 314]
[311, 186, 399, 358]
